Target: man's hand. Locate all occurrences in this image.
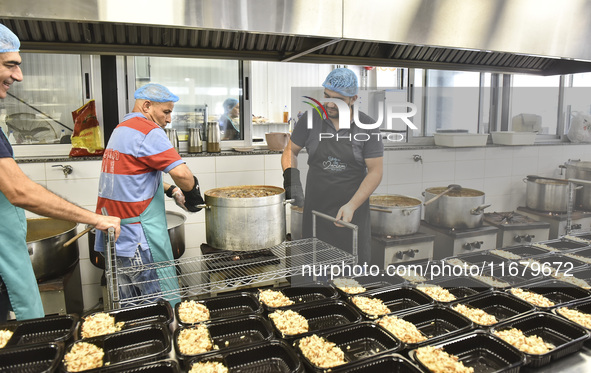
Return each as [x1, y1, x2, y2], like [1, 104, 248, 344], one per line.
[283, 168, 304, 207]
[94, 216, 121, 241]
[335, 203, 356, 227]
[182, 176, 205, 212]
[171, 187, 188, 211]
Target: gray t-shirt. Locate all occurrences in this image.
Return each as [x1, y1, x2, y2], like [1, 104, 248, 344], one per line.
[291, 110, 384, 166]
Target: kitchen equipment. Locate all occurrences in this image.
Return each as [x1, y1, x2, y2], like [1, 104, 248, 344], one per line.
[0, 314, 78, 348]
[369, 194, 421, 236]
[26, 218, 79, 281]
[517, 206, 591, 239]
[290, 205, 303, 240]
[525, 175, 571, 212]
[491, 131, 536, 145]
[203, 185, 288, 251]
[484, 211, 550, 248]
[371, 232, 435, 268]
[165, 127, 179, 152]
[419, 220, 499, 260]
[512, 113, 542, 132]
[433, 133, 488, 147]
[175, 292, 262, 327]
[206, 121, 221, 152]
[423, 184, 461, 206]
[563, 160, 591, 210]
[188, 127, 202, 153]
[265, 132, 290, 151]
[423, 186, 490, 229]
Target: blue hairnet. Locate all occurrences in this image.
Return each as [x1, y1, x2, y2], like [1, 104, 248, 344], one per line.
[134, 83, 179, 102]
[0, 24, 20, 53]
[322, 68, 358, 97]
[223, 98, 239, 113]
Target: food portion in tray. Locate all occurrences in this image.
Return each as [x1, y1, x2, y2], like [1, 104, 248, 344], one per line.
[510, 288, 555, 308]
[415, 345, 474, 373]
[258, 289, 294, 307]
[0, 330, 12, 348]
[493, 328, 554, 354]
[177, 325, 217, 355]
[377, 315, 427, 344]
[298, 334, 346, 369]
[268, 309, 309, 336]
[556, 307, 591, 329]
[471, 274, 510, 288]
[63, 341, 104, 372]
[177, 300, 211, 324]
[332, 278, 367, 294]
[188, 361, 228, 373]
[351, 296, 391, 317]
[80, 312, 124, 338]
[564, 252, 591, 265]
[551, 272, 591, 289]
[416, 284, 456, 302]
[451, 304, 497, 326]
[489, 249, 521, 260]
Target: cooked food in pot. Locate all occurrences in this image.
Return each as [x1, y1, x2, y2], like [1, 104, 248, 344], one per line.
[452, 304, 497, 325]
[351, 296, 390, 317]
[81, 312, 124, 338]
[510, 288, 555, 308]
[63, 342, 104, 372]
[494, 328, 554, 354]
[369, 195, 420, 207]
[207, 186, 281, 198]
[426, 187, 483, 197]
[557, 307, 591, 329]
[0, 330, 12, 348]
[178, 300, 211, 323]
[332, 278, 366, 294]
[298, 334, 346, 368]
[178, 325, 217, 355]
[269, 309, 309, 335]
[415, 345, 474, 373]
[258, 289, 294, 307]
[377, 315, 427, 343]
[189, 361, 229, 373]
[416, 285, 456, 302]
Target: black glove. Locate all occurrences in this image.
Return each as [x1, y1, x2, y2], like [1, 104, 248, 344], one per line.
[182, 176, 205, 212]
[165, 184, 177, 198]
[283, 168, 304, 207]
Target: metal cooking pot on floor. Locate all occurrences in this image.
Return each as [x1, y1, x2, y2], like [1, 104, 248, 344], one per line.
[27, 218, 79, 281]
[423, 186, 490, 229]
[369, 194, 421, 236]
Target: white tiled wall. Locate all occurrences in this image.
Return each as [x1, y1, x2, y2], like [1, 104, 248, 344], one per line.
[21, 143, 591, 310]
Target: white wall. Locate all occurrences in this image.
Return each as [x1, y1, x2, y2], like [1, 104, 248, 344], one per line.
[18, 143, 591, 310]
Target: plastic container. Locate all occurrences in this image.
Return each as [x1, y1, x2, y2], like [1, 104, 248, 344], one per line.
[99, 359, 180, 372]
[409, 330, 525, 373]
[175, 292, 262, 327]
[294, 322, 402, 372]
[379, 305, 473, 349]
[491, 131, 537, 145]
[490, 312, 589, 367]
[0, 342, 63, 373]
[174, 315, 274, 367]
[448, 252, 508, 266]
[257, 283, 339, 312]
[61, 324, 171, 372]
[449, 291, 536, 327]
[349, 287, 433, 319]
[421, 276, 492, 303]
[330, 274, 405, 298]
[328, 353, 422, 373]
[268, 299, 362, 340]
[552, 298, 591, 331]
[79, 301, 172, 339]
[534, 239, 589, 251]
[434, 133, 488, 147]
[491, 244, 553, 258]
[480, 262, 545, 287]
[529, 252, 588, 271]
[0, 314, 78, 348]
[188, 340, 303, 373]
[510, 279, 591, 311]
[563, 247, 591, 263]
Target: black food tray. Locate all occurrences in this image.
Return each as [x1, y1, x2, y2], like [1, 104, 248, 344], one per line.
[529, 252, 589, 270]
[565, 267, 591, 282]
[294, 322, 402, 372]
[257, 283, 338, 312]
[175, 292, 262, 326]
[510, 279, 591, 311]
[453, 252, 509, 266]
[99, 359, 180, 372]
[61, 324, 171, 372]
[330, 273, 404, 298]
[174, 314, 274, 366]
[450, 291, 536, 327]
[381, 305, 473, 349]
[0, 342, 63, 373]
[349, 287, 433, 319]
[493, 245, 553, 258]
[79, 301, 172, 338]
[188, 339, 303, 373]
[552, 298, 591, 331]
[535, 239, 589, 251]
[489, 312, 589, 368]
[421, 276, 492, 303]
[0, 314, 78, 348]
[479, 263, 544, 287]
[563, 247, 591, 260]
[328, 353, 422, 373]
[269, 299, 362, 340]
[409, 330, 525, 373]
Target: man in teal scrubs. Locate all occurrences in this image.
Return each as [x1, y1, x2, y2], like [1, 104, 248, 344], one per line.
[0, 24, 121, 321]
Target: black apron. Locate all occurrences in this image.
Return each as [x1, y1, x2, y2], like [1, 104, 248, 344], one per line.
[302, 122, 371, 265]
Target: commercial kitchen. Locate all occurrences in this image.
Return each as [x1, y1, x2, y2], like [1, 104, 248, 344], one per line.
[4, 0, 591, 372]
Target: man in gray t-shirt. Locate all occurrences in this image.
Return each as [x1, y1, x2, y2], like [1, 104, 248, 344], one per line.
[281, 68, 384, 266]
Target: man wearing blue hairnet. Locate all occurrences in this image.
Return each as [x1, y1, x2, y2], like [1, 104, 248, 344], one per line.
[0, 24, 121, 320]
[94, 83, 205, 306]
[219, 97, 240, 140]
[281, 68, 383, 265]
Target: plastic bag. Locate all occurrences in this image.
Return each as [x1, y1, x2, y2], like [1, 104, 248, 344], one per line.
[567, 112, 591, 143]
[69, 100, 104, 157]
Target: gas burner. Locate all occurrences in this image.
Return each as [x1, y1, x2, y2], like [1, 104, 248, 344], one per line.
[485, 211, 540, 226]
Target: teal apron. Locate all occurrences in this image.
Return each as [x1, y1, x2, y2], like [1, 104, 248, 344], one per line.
[0, 129, 44, 320]
[120, 177, 179, 307]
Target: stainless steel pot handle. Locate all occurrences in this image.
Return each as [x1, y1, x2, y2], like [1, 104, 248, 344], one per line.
[402, 209, 416, 216]
[283, 199, 296, 205]
[196, 204, 210, 210]
[370, 207, 392, 213]
[470, 204, 491, 215]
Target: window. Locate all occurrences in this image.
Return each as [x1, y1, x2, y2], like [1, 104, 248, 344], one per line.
[509, 74, 561, 135]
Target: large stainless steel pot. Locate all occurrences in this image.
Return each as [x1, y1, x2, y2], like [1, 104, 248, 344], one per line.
[369, 194, 421, 236]
[525, 175, 569, 212]
[564, 160, 591, 210]
[204, 185, 287, 251]
[423, 187, 490, 229]
[27, 218, 79, 281]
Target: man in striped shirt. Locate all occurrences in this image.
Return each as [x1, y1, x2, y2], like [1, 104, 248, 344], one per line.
[95, 83, 204, 306]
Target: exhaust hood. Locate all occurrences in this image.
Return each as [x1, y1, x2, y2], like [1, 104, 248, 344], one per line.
[2, 0, 591, 75]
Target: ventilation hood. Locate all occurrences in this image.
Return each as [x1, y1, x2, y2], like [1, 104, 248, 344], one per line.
[3, 0, 591, 75]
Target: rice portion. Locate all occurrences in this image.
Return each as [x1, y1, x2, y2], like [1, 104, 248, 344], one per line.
[298, 334, 346, 368]
[452, 304, 497, 326]
[557, 307, 591, 329]
[415, 346, 474, 373]
[0, 330, 12, 348]
[417, 285, 456, 302]
[510, 288, 555, 308]
[489, 249, 521, 260]
[565, 253, 591, 265]
[551, 272, 590, 289]
[63, 342, 104, 372]
[189, 361, 229, 373]
[258, 289, 294, 307]
[377, 315, 427, 343]
[351, 296, 390, 317]
[81, 312, 124, 338]
[178, 325, 217, 355]
[472, 275, 510, 288]
[178, 300, 211, 323]
[269, 309, 309, 335]
[333, 278, 367, 294]
[494, 328, 554, 354]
